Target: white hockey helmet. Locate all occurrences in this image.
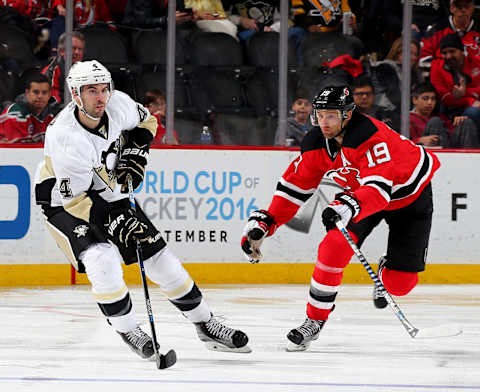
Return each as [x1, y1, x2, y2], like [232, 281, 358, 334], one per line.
[67, 60, 113, 120]
[67, 60, 113, 98]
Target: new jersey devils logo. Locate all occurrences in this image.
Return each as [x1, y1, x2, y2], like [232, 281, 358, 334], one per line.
[325, 167, 361, 191]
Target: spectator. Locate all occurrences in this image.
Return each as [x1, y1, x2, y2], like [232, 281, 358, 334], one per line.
[430, 33, 480, 134]
[351, 75, 400, 131]
[274, 88, 313, 146]
[49, 0, 115, 53]
[41, 31, 85, 104]
[381, 0, 449, 43]
[185, 0, 238, 39]
[0, 73, 60, 143]
[370, 38, 423, 129]
[225, 0, 281, 41]
[410, 82, 478, 147]
[122, 0, 195, 30]
[420, 0, 480, 66]
[289, 0, 357, 65]
[144, 89, 179, 145]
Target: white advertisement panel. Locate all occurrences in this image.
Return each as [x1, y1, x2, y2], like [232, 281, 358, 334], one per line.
[0, 148, 479, 265]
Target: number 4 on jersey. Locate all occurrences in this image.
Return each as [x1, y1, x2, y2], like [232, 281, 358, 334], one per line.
[366, 142, 391, 167]
[59, 178, 73, 198]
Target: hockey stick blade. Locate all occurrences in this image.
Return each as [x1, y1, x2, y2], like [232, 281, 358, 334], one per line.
[158, 349, 177, 369]
[412, 324, 463, 339]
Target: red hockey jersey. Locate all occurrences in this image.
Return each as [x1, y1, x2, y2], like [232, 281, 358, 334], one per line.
[268, 112, 440, 227]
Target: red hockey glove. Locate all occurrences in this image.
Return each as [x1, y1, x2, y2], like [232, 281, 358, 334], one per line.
[321, 192, 360, 231]
[241, 209, 277, 263]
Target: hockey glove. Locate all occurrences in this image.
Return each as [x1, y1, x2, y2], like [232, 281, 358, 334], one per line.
[116, 128, 153, 193]
[241, 209, 277, 263]
[105, 208, 149, 248]
[321, 192, 360, 232]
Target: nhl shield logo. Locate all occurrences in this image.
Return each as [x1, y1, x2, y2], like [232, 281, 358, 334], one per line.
[73, 225, 89, 238]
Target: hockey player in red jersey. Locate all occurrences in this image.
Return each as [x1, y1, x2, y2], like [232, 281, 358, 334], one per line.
[241, 85, 440, 351]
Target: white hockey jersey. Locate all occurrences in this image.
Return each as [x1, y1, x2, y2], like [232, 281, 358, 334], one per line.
[35, 90, 156, 223]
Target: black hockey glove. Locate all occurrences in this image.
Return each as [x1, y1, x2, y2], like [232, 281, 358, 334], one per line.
[321, 192, 360, 232]
[241, 209, 277, 263]
[116, 127, 153, 193]
[105, 208, 149, 248]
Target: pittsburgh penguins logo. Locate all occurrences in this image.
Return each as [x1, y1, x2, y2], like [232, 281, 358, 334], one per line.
[324, 167, 361, 191]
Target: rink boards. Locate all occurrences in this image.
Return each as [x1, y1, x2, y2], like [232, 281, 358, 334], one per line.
[1, 146, 479, 286]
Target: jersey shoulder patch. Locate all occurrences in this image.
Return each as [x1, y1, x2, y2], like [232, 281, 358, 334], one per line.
[300, 126, 326, 154]
[342, 112, 379, 149]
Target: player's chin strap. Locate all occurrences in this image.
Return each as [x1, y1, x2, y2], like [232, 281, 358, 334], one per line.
[74, 90, 112, 121]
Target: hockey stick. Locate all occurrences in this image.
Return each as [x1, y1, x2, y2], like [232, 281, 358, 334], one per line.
[317, 189, 462, 339]
[127, 176, 177, 369]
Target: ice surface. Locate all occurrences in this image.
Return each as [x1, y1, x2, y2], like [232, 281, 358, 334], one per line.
[0, 284, 479, 392]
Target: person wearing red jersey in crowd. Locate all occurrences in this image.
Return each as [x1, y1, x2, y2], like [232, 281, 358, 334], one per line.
[42, 31, 86, 104]
[430, 33, 480, 134]
[51, 0, 115, 29]
[1, 0, 51, 19]
[0, 73, 60, 143]
[144, 89, 179, 145]
[241, 85, 440, 351]
[420, 0, 480, 66]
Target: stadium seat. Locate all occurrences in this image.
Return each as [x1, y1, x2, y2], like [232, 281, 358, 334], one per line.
[0, 69, 18, 108]
[300, 32, 363, 67]
[80, 24, 129, 64]
[0, 25, 37, 70]
[135, 70, 192, 112]
[296, 66, 352, 101]
[189, 32, 243, 66]
[245, 32, 297, 68]
[190, 67, 254, 115]
[132, 30, 187, 66]
[246, 69, 298, 116]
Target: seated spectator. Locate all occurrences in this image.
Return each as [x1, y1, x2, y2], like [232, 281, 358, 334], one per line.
[352, 75, 400, 131]
[274, 88, 313, 146]
[185, 0, 238, 39]
[49, 0, 115, 53]
[0, 74, 60, 143]
[225, 0, 280, 41]
[144, 89, 179, 145]
[41, 31, 85, 104]
[122, 0, 195, 30]
[410, 82, 478, 148]
[430, 33, 480, 133]
[420, 0, 480, 66]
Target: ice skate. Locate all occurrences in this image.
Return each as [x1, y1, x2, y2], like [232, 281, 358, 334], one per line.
[195, 315, 251, 353]
[373, 255, 388, 309]
[286, 317, 325, 352]
[118, 326, 156, 359]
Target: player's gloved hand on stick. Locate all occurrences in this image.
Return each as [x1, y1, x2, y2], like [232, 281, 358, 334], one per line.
[321, 192, 360, 231]
[116, 128, 153, 193]
[241, 209, 277, 263]
[106, 208, 149, 248]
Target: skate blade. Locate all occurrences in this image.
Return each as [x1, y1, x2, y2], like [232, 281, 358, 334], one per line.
[286, 341, 311, 352]
[205, 342, 252, 353]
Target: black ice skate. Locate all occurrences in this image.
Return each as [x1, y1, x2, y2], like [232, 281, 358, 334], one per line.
[286, 317, 325, 352]
[118, 326, 156, 359]
[373, 255, 388, 309]
[195, 316, 251, 353]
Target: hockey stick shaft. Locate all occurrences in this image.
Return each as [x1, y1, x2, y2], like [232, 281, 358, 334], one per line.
[127, 177, 176, 368]
[317, 189, 419, 338]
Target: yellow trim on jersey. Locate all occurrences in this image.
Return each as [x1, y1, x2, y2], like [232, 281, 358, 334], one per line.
[64, 192, 92, 222]
[138, 115, 158, 138]
[39, 156, 55, 181]
[160, 276, 194, 299]
[45, 220, 78, 269]
[93, 285, 129, 303]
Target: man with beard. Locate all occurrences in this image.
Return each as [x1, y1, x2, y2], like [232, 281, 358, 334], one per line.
[430, 32, 480, 134]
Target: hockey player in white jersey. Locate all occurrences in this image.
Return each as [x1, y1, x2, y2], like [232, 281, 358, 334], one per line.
[34, 60, 250, 360]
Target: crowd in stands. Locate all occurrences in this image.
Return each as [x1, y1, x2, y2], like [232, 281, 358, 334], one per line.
[1, 0, 480, 148]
